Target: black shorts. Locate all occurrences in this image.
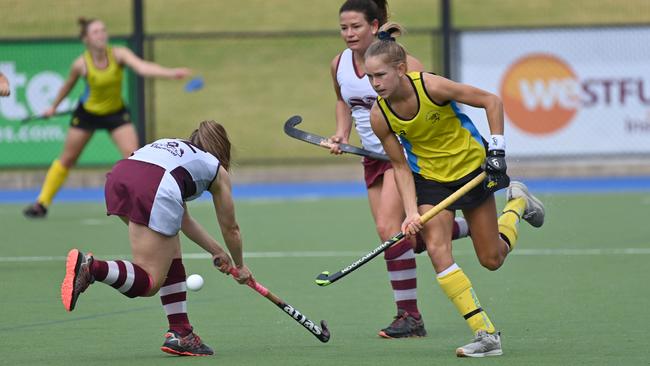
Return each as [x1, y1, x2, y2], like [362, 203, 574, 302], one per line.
[70, 103, 131, 131]
[414, 167, 492, 211]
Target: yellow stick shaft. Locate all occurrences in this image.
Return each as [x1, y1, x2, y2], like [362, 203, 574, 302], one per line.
[419, 172, 486, 223]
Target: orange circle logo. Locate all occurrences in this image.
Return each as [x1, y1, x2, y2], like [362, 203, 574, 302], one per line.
[500, 54, 579, 135]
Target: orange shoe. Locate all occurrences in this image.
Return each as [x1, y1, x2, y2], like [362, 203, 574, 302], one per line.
[61, 249, 94, 311]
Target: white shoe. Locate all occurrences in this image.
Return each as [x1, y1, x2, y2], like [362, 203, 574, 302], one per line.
[506, 181, 545, 227]
[456, 330, 503, 358]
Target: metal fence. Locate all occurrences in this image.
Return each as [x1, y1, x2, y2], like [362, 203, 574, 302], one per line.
[1, 0, 649, 170]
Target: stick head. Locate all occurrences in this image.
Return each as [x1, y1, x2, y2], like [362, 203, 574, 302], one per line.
[318, 320, 331, 343]
[283, 115, 302, 130]
[315, 271, 331, 287]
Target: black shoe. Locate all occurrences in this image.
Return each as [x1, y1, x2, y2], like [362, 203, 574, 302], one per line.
[161, 329, 214, 356]
[24, 202, 47, 218]
[378, 309, 427, 338]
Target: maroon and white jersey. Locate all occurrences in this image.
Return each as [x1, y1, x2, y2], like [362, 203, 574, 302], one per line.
[129, 138, 220, 202]
[336, 48, 384, 154]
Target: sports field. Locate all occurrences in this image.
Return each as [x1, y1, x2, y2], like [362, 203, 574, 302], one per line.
[3, 1, 650, 364]
[2, 187, 649, 365]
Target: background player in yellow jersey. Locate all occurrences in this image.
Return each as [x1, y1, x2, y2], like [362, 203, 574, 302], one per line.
[0, 72, 10, 97]
[24, 17, 191, 218]
[366, 23, 545, 357]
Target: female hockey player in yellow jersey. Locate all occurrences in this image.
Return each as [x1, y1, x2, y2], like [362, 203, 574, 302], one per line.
[329, 0, 470, 339]
[366, 23, 546, 358]
[24, 17, 190, 218]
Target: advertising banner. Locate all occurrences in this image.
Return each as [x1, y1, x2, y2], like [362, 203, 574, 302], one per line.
[0, 39, 132, 167]
[457, 27, 650, 158]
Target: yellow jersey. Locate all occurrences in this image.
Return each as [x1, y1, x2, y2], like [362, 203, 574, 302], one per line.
[80, 47, 124, 115]
[377, 72, 486, 182]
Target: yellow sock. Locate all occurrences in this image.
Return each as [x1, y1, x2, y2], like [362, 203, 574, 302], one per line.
[37, 160, 69, 207]
[498, 197, 526, 251]
[437, 267, 495, 334]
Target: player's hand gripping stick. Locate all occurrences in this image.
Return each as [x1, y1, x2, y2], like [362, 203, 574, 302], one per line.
[214, 258, 331, 343]
[315, 172, 487, 286]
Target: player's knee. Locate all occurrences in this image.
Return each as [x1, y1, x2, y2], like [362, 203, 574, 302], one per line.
[477, 254, 504, 271]
[425, 240, 452, 259]
[375, 221, 398, 242]
[59, 155, 78, 168]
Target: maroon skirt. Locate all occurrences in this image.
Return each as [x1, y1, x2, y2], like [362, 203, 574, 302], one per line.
[105, 159, 184, 236]
[362, 157, 392, 188]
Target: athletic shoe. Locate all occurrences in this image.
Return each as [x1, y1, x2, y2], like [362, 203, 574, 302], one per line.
[23, 202, 47, 218]
[378, 309, 427, 338]
[506, 181, 545, 227]
[61, 249, 94, 312]
[161, 329, 214, 356]
[456, 330, 503, 358]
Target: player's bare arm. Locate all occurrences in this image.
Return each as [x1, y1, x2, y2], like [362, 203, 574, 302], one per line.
[423, 73, 504, 135]
[44, 57, 83, 116]
[209, 166, 252, 284]
[369, 103, 422, 235]
[113, 46, 191, 79]
[330, 53, 353, 153]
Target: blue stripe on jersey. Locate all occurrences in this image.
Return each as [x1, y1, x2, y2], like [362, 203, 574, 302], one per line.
[79, 82, 90, 104]
[451, 101, 483, 145]
[399, 136, 420, 174]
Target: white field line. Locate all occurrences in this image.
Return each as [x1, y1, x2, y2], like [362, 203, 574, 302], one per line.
[1, 248, 650, 263]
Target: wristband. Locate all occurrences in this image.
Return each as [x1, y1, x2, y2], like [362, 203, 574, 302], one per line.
[488, 135, 505, 151]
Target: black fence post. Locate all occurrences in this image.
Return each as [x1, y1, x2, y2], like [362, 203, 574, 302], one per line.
[133, 0, 146, 147]
[441, 0, 452, 78]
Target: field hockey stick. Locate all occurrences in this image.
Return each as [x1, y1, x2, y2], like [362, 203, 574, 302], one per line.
[215, 259, 331, 343]
[283, 115, 390, 161]
[315, 171, 486, 287]
[21, 109, 74, 124]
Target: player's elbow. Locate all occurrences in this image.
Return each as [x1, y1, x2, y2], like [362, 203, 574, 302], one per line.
[392, 160, 411, 174]
[486, 94, 503, 112]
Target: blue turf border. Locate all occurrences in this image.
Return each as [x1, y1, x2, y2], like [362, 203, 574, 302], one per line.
[1, 176, 649, 204]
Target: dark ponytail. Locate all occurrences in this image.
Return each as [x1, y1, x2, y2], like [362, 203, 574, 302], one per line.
[339, 0, 389, 26]
[78, 17, 97, 39]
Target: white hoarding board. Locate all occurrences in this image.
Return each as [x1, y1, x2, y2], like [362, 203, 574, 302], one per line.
[457, 27, 650, 157]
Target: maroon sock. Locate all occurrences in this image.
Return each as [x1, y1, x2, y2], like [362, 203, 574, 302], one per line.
[159, 258, 192, 336]
[90, 259, 152, 298]
[384, 238, 420, 317]
[452, 217, 470, 239]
